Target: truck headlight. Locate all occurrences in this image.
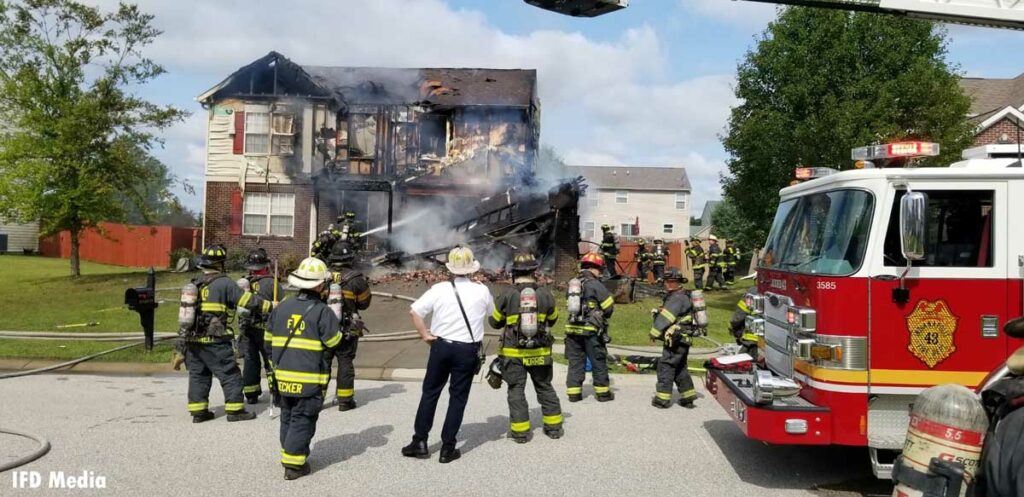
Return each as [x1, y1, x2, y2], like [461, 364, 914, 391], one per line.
[745, 315, 765, 337]
[752, 369, 802, 406]
[786, 306, 816, 332]
[746, 294, 764, 314]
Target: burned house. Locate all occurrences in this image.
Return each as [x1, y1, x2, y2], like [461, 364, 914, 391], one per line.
[196, 51, 555, 265]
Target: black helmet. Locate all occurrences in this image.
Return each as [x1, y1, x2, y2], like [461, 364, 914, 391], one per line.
[328, 241, 355, 268]
[195, 244, 227, 270]
[664, 268, 687, 283]
[512, 253, 540, 273]
[244, 247, 270, 271]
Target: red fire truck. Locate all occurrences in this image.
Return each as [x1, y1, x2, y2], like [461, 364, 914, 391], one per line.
[705, 142, 1024, 477]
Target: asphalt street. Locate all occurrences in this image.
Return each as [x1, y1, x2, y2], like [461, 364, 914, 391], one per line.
[0, 369, 891, 497]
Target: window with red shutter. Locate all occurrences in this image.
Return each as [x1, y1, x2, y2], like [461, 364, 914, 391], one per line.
[229, 189, 242, 235]
[232, 111, 245, 155]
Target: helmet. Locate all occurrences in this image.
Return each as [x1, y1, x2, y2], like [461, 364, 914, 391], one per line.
[664, 268, 687, 283]
[601, 224, 612, 232]
[653, 238, 664, 244]
[288, 257, 330, 290]
[328, 241, 355, 268]
[446, 246, 480, 275]
[579, 252, 605, 270]
[196, 244, 227, 270]
[690, 235, 701, 242]
[344, 211, 356, 219]
[637, 238, 646, 246]
[512, 253, 540, 273]
[709, 235, 719, 242]
[244, 247, 270, 270]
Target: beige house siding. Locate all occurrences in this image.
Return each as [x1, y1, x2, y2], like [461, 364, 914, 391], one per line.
[0, 220, 39, 252]
[579, 188, 691, 244]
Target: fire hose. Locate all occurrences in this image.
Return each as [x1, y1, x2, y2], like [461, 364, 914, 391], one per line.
[0, 427, 51, 473]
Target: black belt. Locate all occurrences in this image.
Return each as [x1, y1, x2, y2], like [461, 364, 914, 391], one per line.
[439, 338, 479, 348]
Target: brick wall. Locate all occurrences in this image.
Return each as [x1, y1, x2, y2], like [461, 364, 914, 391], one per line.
[553, 207, 580, 279]
[975, 117, 1023, 146]
[204, 181, 312, 262]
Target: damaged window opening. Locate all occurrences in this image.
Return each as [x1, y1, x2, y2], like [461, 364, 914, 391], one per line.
[243, 192, 295, 237]
[420, 114, 449, 158]
[245, 110, 295, 156]
[349, 114, 377, 159]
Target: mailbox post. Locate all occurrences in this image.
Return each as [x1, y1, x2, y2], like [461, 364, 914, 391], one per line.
[125, 268, 159, 351]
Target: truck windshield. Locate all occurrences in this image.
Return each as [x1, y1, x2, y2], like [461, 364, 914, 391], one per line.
[760, 189, 874, 276]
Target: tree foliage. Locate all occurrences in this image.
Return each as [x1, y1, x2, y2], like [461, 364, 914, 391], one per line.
[721, 8, 975, 249]
[710, 199, 762, 252]
[0, 0, 186, 276]
[117, 151, 198, 228]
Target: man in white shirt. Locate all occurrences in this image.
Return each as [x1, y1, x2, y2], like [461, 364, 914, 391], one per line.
[402, 247, 494, 464]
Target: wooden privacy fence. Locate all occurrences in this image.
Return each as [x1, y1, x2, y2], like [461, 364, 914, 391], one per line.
[38, 222, 201, 268]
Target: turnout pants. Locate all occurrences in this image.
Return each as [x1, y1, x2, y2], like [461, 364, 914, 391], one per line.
[241, 327, 274, 401]
[656, 344, 696, 404]
[413, 339, 478, 448]
[652, 264, 665, 282]
[606, 257, 618, 278]
[725, 266, 736, 284]
[504, 359, 563, 436]
[279, 393, 323, 469]
[185, 340, 245, 415]
[332, 337, 359, 402]
[708, 267, 726, 289]
[692, 268, 705, 290]
[564, 334, 610, 397]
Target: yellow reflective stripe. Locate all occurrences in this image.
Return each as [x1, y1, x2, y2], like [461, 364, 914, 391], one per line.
[336, 389, 354, 398]
[492, 310, 505, 322]
[510, 421, 531, 433]
[537, 313, 547, 322]
[188, 402, 209, 412]
[271, 336, 323, 352]
[542, 414, 563, 426]
[342, 290, 356, 299]
[681, 389, 697, 399]
[264, 331, 274, 342]
[242, 385, 261, 393]
[566, 387, 582, 395]
[200, 302, 227, 312]
[594, 386, 610, 394]
[741, 333, 760, 342]
[261, 300, 272, 314]
[649, 328, 662, 339]
[275, 370, 329, 384]
[600, 296, 614, 310]
[655, 391, 671, 400]
[281, 451, 307, 466]
[506, 315, 520, 325]
[737, 300, 752, 314]
[564, 325, 598, 334]
[225, 402, 244, 412]
[238, 292, 252, 308]
[323, 332, 343, 349]
[356, 290, 371, 302]
[500, 347, 551, 358]
[659, 308, 676, 322]
[547, 308, 559, 321]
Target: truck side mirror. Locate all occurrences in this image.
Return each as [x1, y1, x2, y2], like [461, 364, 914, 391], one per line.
[900, 191, 927, 261]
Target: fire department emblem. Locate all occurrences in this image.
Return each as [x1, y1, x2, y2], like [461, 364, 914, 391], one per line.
[906, 300, 959, 368]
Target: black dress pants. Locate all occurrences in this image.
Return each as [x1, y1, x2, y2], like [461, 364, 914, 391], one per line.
[413, 339, 479, 448]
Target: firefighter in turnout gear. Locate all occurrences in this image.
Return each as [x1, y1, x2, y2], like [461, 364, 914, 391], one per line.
[599, 224, 619, 278]
[686, 236, 707, 290]
[649, 269, 701, 409]
[181, 245, 268, 423]
[635, 238, 651, 281]
[337, 211, 363, 251]
[239, 248, 280, 405]
[326, 241, 372, 411]
[564, 252, 615, 402]
[310, 225, 340, 262]
[489, 253, 564, 443]
[723, 240, 739, 285]
[650, 238, 668, 283]
[706, 236, 726, 290]
[266, 257, 343, 480]
[730, 289, 759, 360]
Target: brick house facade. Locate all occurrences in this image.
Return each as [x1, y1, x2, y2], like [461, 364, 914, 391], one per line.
[960, 73, 1024, 146]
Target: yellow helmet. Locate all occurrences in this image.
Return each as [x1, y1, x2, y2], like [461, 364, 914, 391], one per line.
[288, 257, 330, 289]
[446, 246, 480, 275]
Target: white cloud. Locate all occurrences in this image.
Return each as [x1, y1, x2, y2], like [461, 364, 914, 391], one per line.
[685, 0, 778, 29]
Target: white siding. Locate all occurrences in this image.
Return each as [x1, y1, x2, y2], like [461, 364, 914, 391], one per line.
[578, 189, 690, 243]
[0, 221, 39, 252]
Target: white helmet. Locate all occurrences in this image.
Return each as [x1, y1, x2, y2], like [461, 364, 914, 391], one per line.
[288, 257, 330, 289]
[709, 235, 718, 241]
[446, 246, 480, 276]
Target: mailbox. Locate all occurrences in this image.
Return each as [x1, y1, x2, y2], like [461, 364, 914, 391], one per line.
[124, 287, 156, 310]
[125, 268, 159, 350]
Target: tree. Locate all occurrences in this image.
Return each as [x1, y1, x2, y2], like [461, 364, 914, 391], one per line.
[0, 1, 185, 276]
[117, 150, 198, 228]
[721, 8, 975, 248]
[710, 199, 762, 252]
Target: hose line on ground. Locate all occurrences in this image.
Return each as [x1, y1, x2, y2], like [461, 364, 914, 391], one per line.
[0, 427, 51, 472]
[0, 337, 175, 380]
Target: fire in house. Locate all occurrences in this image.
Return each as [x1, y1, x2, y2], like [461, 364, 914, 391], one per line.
[196, 51, 580, 274]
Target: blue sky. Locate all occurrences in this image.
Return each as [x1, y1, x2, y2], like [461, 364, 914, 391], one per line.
[121, 0, 1024, 215]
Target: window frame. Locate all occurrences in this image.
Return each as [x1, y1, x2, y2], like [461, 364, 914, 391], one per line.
[582, 221, 596, 242]
[243, 106, 295, 157]
[615, 190, 628, 204]
[242, 192, 296, 238]
[882, 188, 996, 269]
[663, 223, 674, 235]
[675, 192, 687, 211]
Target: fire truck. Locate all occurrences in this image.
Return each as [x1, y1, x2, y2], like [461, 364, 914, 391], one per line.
[704, 142, 1024, 478]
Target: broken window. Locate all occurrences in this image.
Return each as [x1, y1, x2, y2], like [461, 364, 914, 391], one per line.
[420, 114, 449, 158]
[271, 114, 295, 156]
[245, 112, 271, 155]
[349, 114, 377, 158]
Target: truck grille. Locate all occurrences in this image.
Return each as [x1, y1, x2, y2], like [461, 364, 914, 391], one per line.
[763, 292, 795, 378]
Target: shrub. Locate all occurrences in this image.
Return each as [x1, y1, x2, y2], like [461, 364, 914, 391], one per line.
[168, 248, 195, 269]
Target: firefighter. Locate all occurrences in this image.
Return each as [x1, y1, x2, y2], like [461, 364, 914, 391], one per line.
[730, 289, 759, 360]
[979, 341, 1024, 497]
[489, 253, 563, 443]
[723, 240, 740, 285]
[685, 236, 707, 290]
[650, 238, 668, 283]
[599, 224, 619, 278]
[706, 236, 726, 290]
[564, 252, 615, 402]
[649, 268, 701, 409]
[266, 257, 343, 480]
[182, 244, 268, 423]
[239, 248, 280, 405]
[326, 240, 372, 411]
[310, 224, 339, 262]
[337, 211, 363, 251]
[635, 238, 651, 281]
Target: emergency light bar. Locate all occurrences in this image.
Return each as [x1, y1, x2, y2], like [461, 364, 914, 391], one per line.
[851, 142, 940, 161]
[794, 167, 838, 180]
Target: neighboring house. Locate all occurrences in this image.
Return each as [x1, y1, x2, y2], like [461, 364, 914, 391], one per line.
[700, 200, 721, 228]
[960, 73, 1024, 146]
[567, 165, 691, 244]
[196, 51, 539, 260]
[0, 220, 39, 253]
